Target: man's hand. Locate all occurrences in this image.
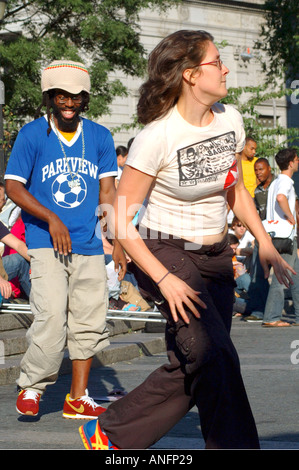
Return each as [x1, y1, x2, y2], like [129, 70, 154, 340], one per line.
[48, 213, 72, 256]
[112, 240, 127, 281]
[285, 214, 296, 225]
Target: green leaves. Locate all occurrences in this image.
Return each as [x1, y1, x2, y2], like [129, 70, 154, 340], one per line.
[0, 36, 42, 115]
[255, 0, 299, 83]
[222, 84, 299, 161]
[0, 0, 180, 122]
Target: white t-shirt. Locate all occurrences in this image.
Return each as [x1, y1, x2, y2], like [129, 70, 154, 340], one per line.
[126, 103, 245, 242]
[228, 228, 254, 263]
[265, 173, 296, 239]
[228, 228, 254, 249]
[117, 166, 123, 181]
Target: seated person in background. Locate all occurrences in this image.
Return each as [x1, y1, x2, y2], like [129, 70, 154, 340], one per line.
[0, 182, 22, 255]
[0, 183, 6, 212]
[102, 236, 150, 312]
[228, 233, 251, 297]
[0, 182, 21, 229]
[229, 215, 254, 271]
[3, 215, 26, 299]
[0, 219, 30, 301]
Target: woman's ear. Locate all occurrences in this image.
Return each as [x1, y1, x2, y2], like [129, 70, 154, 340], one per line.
[182, 68, 196, 86]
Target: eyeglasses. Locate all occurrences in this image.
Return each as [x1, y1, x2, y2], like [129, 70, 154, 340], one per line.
[236, 223, 244, 228]
[55, 94, 82, 104]
[199, 58, 223, 70]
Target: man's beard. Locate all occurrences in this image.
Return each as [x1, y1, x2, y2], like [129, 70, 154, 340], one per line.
[52, 103, 81, 132]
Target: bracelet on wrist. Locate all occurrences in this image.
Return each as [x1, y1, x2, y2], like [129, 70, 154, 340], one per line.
[156, 271, 170, 285]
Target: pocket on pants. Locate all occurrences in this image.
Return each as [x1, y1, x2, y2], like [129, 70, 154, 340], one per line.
[165, 256, 191, 282]
[28, 250, 47, 281]
[175, 329, 197, 362]
[170, 319, 213, 374]
[148, 241, 191, 282]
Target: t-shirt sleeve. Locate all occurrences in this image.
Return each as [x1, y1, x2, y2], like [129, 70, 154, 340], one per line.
[5, 127, 37, 183]
[98, 129, 118, 180]
[0, 220, 10, 239]
[126, 125, 166, 176]
[276, 177, 292, 198]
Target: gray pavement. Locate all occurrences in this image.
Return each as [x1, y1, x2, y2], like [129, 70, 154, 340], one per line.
[1, 318, 299, 451]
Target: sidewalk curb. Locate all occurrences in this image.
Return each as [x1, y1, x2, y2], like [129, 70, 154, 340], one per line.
[0, 317, 166, 385]
[59, 331, 166, 376]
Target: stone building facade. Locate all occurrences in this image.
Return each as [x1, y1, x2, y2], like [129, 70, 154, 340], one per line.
[99, 0, 288, 154]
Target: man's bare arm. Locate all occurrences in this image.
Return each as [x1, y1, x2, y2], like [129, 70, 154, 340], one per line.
[5, 179, 72, 255]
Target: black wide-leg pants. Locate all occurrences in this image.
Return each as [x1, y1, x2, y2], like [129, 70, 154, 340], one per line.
[99, 234, 260, 449]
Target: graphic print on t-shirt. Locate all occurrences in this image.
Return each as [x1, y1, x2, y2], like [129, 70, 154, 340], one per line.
[177, 131, 238, 189]
[41, 155, 98, 209]
[51, 172, 87, 209]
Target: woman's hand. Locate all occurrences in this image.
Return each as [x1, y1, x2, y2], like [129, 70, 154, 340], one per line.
[258, 238, 296, 287]
[157, 272, 207, 324]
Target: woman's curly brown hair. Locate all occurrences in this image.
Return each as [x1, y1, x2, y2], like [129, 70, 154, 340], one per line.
[137, 30, 213, 125]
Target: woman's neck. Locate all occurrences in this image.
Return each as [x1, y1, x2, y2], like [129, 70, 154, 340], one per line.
[176, 97, 214, 127]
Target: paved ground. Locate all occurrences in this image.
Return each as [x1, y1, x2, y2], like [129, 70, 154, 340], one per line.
[1, 318, 299, 453]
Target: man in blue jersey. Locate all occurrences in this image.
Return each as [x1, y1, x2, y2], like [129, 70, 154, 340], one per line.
[5, 60, 126, 419]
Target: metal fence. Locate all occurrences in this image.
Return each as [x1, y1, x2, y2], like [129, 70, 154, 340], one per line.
[0, 302, 166, 324]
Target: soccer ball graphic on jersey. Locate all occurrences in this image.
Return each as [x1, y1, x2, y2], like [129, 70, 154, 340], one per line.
[52, 173, 87, 208]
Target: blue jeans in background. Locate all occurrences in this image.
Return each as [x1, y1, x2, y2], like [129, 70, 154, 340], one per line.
[263, 239, 297, 323]
[288, 254, 299, 323]
[2, 253, 31, 298]
[245, 243, 269, 320]
[235, 272, 251, 295]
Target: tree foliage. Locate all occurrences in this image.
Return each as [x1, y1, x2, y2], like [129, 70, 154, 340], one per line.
[0, 0, 180, 119]
[222, 84, 299, 164]
[255, 0, 299, 83]
[1, 0, 298, 165]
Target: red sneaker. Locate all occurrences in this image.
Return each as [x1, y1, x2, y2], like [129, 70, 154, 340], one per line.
[79, 419, 119, 450]
[63, 390, 106, 419]
[16, 389, 41, 416]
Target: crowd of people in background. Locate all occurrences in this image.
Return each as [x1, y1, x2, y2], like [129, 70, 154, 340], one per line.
[231, 138, 299, 327]
[1, 136, 298, 329]
[80, 136, 299, 329]
[111, 137, 299, 330]
[0, 39, 296, 451]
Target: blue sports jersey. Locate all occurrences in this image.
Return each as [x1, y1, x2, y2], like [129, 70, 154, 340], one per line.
[5, 116, 117, 255]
